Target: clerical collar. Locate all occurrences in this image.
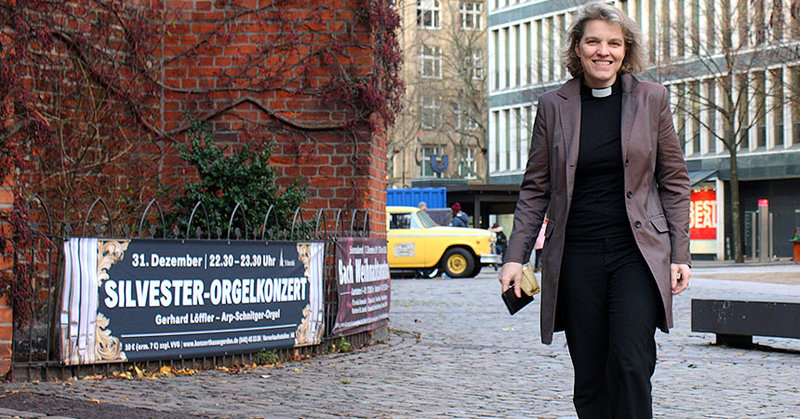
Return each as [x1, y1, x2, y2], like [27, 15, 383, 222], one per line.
[580, 77, 622, 99]
[591, 86, 612, 98]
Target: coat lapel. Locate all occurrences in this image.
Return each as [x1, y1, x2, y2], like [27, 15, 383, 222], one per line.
[621, 73, 639, 162]
[557, 79, 581, 202]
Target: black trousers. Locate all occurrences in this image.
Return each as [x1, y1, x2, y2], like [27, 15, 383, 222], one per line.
[557, 235, 661, 419]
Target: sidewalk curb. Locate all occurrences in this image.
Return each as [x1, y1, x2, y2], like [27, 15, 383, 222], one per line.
[692, 260, 797, 268]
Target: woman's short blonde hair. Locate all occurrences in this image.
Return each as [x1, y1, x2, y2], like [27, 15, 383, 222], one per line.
[562, 2, 646, 78]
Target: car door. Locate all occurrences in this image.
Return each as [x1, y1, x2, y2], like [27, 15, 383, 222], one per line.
[386, 211, 430, 268]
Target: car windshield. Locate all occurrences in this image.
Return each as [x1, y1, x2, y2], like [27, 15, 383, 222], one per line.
[417, 210, 439, 228]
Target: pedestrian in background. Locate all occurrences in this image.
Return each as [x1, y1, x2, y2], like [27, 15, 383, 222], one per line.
[490, 223, 507, 270]
[499, 2, 691, 417]
[417, 201, 427, 212]
[450, 203, 469, 227]
[491, 224, 507, 256]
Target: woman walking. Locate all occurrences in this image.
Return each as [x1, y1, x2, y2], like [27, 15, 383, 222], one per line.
[499, 3, 691, 418]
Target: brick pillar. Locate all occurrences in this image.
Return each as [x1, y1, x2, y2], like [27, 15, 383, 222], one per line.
[0, 175, 13, 377]
[0, 1, 16, 374]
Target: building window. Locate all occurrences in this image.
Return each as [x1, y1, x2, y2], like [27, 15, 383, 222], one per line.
[454, 102, 478, 131]
[459, 148, 477, 179]
[705, 80, 717, 152]
[793, 67, 800, 145]
[460, 2, 483, 30]
[463, 48, 484, 80]
[492, 29, 500, 90]
[736, 73, 749, 151]
[689, 81, 701, 155]
[453, 102, 464, 130]
[794, 120, 800, 146]
[420, 45, 442, 79]
[754, 71, 767, 148]
[514, 107, 522, 169]
[417, 0, 441, 29]
[421, 146, 443, 178]
[421, 95, 441, 129]
[770, 69, 783, 147]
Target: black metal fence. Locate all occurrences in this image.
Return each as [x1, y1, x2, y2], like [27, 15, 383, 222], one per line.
[11, 197, 378, 381]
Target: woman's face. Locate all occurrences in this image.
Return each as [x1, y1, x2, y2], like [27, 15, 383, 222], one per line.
[576, 19, 626, 88]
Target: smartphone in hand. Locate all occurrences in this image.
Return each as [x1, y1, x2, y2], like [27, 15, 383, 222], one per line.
[502, 285, 534, 315]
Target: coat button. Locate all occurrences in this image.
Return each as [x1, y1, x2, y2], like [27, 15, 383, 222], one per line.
[626, 191, 633, 199]
[625, 159, 630, 167]
[635, 221, 642, 228]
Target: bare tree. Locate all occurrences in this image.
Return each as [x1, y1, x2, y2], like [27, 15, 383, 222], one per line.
[655, 0, 800, 262]
[437, 2, 488, 182]
[388, 0, 487, 186]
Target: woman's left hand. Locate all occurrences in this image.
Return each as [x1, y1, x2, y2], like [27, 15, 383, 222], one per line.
[670, 263, 691, 294]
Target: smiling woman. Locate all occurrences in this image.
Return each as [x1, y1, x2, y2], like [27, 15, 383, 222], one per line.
[499, 2, 691, 417]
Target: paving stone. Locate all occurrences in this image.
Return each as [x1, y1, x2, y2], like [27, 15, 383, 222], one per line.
[0, 407, 47, 418]
[1, 265, 800, 418]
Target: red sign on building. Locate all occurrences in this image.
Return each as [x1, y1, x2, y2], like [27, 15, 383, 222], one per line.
[690, 190, 717, 240]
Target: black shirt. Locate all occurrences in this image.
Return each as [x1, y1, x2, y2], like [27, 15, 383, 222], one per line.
[564, 77, 632, 240]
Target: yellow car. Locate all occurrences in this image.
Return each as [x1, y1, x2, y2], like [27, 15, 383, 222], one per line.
[386, 206, 502, 278]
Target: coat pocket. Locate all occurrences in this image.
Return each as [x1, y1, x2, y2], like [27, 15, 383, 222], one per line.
[650, 214, 668, 233]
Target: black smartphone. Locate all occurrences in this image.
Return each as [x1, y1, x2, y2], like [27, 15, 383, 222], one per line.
[501, 285, 533, 315]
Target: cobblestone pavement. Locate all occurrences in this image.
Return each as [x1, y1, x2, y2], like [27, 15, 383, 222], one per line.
[1, 264, 800, 418]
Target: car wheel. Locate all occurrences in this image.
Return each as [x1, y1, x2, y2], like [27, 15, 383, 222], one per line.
[441, 248, 474, 278]
[469, 264, 482, 278]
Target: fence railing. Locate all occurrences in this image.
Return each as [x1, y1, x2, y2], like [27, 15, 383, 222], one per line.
[11, 196, 378, 381]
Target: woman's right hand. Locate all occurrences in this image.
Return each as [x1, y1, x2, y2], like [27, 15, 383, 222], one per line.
[499, 262, 523, 298]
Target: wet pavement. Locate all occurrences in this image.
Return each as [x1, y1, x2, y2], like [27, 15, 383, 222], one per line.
[1, 263, 799, 418]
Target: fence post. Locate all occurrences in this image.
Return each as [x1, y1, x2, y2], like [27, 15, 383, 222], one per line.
[0, 174, 14, 376]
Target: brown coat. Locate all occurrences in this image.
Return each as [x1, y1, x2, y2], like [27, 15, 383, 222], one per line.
[505, 74, 691, 344]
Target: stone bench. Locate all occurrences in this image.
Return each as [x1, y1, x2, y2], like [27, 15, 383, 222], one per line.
[691, 299, 800, 348]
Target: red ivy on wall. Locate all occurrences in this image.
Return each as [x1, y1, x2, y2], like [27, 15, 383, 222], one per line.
[0, 0, 404, 324]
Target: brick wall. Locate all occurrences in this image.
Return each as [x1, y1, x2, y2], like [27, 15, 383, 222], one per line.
[16, 0, 388, 235]
[155, 0, 388, 235]
[4, 0, 392, 377]
[1, 2, 14, 376]
[0, 175, 13, 377]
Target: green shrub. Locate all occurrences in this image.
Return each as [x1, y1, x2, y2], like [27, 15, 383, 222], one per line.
[338, 336, 352, 352]
[164, 119, 309, 238]
[328, 335, 352, 353]
[255, 350, 279, 365]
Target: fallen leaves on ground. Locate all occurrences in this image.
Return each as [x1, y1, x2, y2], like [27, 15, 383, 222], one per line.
[112, 371, 134, 380]
[111, 365, 197, 380]
[214, 365, 242, 375]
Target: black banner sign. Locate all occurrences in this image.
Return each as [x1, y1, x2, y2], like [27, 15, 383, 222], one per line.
[332, 237, 390, 335]
[60, 238, 324, 364]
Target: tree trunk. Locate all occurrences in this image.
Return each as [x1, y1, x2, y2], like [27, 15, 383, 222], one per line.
[729, 147, 744, 263]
